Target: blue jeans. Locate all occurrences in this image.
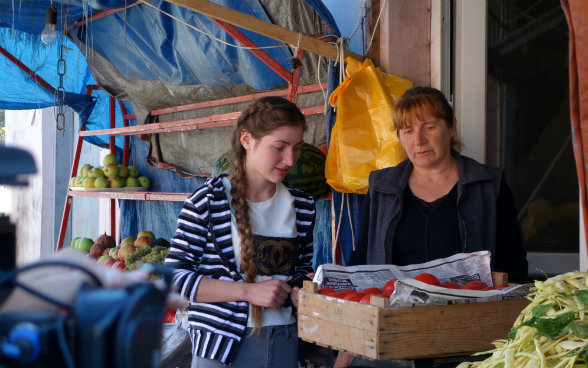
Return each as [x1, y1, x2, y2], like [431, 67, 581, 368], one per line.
[191, 324, 298, 368]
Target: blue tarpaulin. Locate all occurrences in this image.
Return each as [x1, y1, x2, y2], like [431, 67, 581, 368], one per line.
[0, 0, 364, 268]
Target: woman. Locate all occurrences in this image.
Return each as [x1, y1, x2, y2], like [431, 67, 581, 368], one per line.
[165, 96, 316, 368]
[337, 86, 528, 368]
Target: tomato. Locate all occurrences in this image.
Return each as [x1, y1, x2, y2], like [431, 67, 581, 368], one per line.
[463, 280, 488, 290]
[481, 286, 494, 290]
[163, 309, 176, 323]
[343, 292, 365, 302]
[383, 279, 398, 294]
[495, 284, 509, 289]
[361, 287, 382, 295]
[413, 273, 441, 287]
[381, 288, 394, 297]
[329, 291, 352, 299]
[440, 281, 462, 289]
[359, 294, 372, 304]
[338, 289, 355, 296]
[318, 287, 335, 295]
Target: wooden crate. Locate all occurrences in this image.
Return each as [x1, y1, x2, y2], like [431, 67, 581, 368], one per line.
[297, 281, 529, 360]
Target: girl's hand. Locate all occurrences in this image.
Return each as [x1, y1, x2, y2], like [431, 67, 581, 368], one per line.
[244, 279, 291, 309]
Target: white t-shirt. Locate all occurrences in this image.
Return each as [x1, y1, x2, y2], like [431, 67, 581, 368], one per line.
[222, 177, 297, 326]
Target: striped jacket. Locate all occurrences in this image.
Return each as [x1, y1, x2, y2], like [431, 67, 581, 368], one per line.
[165, 174, 316, 364]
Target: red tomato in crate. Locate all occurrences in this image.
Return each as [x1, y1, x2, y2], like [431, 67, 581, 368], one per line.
[463, 280, 488, 290]
[359, 294, 372, 304]
[383, 279, 398, 294]
[413, 273, 441, 287]
[361, 287, 382, 295]
[318, 287, 335, 295]
[328, 291, 349, 299]
[440, 281, 462, 289]
[338, 289, 355, 296]
[495, 284, 509, 289]
[343, 292, 365, 302]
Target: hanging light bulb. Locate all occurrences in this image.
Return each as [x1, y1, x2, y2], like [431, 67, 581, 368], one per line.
[41, 6, 57, 45]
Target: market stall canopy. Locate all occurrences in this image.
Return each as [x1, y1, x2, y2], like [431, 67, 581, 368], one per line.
[0, 0, 342, 153]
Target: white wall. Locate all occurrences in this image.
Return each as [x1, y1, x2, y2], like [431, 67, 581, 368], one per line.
[5, 107, 101, 265]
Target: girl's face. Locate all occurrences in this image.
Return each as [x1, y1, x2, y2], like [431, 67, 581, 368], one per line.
[241, 124, 305, 185]
[398, 109, 455, 171]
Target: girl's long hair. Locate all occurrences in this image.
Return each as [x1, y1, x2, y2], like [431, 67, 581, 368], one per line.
[229, 96, 306, 330]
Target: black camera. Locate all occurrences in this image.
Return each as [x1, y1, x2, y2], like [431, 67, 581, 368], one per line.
[0, 146, 170, 368]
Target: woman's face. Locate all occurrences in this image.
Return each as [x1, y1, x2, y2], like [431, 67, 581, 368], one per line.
[398, 109, 455, 170]
[241, 124, 305, 185]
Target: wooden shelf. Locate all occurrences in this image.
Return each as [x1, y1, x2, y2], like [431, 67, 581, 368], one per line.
[67, 190, 189, 202]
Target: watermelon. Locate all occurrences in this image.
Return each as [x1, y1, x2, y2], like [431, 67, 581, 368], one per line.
[285, 143, 330, 199]
[210, 144, 330, 198]
[211, 151, 233, 177]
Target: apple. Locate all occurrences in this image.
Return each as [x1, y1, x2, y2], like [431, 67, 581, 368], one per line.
[127, 165, 139, 178]
[69, 177, 78, 187]
[94, 177, 109, 188]
[74, 177, 85, 187]
[103, 164, 120, 178]
[112, 249, 119, 260]
[78, 237, 94, 253]
[88, 168, 105, 178]
[137, 231, 155, 239]
[118, 165, 129, 178]
[78, 164, 92, 177]
[112, 261, 126, 271]
[125, 177, 140, 188]
[121, 236, 136, 248]
[108, 177, 124, 188]
[90, 243, 104, 259]
[109, 247, 119, 257]
[97, 255, 111, 265]
[138, 176, 150, 189]
[134, 236, 153, 249]
[104, 258, 116, 267]
[118, 244, 136, 261]
[71, 237, 80, 249]
[102, 247, 113, 256]
[103, 154, 118, 166]
[83, 177, 96, 188]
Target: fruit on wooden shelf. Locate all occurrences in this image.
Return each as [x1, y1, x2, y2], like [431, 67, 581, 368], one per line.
[88, 168, 105, 178]
[97, 255, 111, 265]
[96, 233, 116, 249]
[134, 236, 153, 249]
[121, 237, 135, 248]
[89, 243, 104, 259]
[127, 166, 139, 178]
[108, 177, 124, 188]
[83, 177, 96, 188]
[77, 237, 94, 253]
[103, 163, 120, 178]
[138, 176, 150, 189]
[125, 177, 139, 187]
[94, 177, 109, 188]
[103, 154, 118, 166]
[79, 164, 93, 177]
[118, 244, 136, 261]
[137, 231, 155, 239]
[118, 165, 129, 178]
[71, 237, 80, 249]
[74, 177, 85, 187]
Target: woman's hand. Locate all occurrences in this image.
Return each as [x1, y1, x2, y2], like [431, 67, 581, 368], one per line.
[289, 272, 315, 308]
[243, 279, 291, 309]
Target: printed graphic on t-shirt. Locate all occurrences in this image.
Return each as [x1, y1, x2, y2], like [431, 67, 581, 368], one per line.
[248, 235, 297, 276]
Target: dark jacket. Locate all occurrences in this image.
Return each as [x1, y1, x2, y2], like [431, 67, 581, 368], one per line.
[165, 174, 315, 364]
[352, 153, 528, 283]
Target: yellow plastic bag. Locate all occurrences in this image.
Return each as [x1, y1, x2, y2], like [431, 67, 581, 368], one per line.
[325, 57, 413, 194]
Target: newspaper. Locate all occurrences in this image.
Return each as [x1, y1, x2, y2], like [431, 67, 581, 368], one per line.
[313, 251, 531, 308]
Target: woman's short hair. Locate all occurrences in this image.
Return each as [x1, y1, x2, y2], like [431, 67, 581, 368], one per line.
[393, 86, 461, 152]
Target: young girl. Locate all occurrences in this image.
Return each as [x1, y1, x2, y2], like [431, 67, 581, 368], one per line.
[165, 96, 316, 368]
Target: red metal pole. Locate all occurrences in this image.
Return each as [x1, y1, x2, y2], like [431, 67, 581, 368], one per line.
[209, 18, 292, 83]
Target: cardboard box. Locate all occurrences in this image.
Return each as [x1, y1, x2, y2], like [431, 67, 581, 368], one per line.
[297, 281, 529, 360]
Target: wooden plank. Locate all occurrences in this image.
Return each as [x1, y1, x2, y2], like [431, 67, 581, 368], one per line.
[298, 290, 381, 333]
[377, 299, 528, 333]
[164, 0, 362, 61]
[298, 315, 379, 359]
[68, 190, 190, 202]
